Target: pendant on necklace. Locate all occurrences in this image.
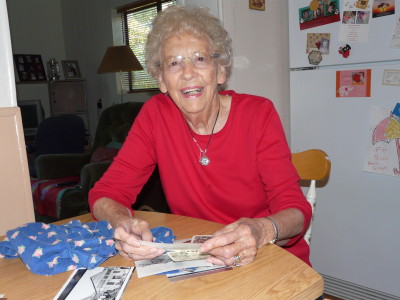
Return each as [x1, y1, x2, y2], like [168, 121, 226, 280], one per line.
[188, 106, 220, 167]
[199, 155, 210, 166]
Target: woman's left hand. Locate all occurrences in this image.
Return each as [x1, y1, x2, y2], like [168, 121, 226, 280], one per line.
[198, 218, 272, 266]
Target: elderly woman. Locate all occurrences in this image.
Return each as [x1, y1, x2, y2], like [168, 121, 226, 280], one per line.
[89, 5, 312, 267]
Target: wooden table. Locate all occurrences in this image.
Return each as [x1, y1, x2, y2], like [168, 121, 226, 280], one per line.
[0, 211, 323, 299]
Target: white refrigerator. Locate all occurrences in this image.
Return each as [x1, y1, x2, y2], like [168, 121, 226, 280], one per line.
[289, 0, 400, 299]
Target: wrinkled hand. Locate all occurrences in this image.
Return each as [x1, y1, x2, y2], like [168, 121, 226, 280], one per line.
[199, 218, 269, 266]
[113, 217, 165, 261]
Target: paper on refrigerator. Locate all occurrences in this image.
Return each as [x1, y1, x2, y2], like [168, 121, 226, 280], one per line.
[363, 104, 400, 177]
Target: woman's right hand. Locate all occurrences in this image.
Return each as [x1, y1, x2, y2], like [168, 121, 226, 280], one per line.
[92, 197, 165, 260]
[113, 216, 165, 260]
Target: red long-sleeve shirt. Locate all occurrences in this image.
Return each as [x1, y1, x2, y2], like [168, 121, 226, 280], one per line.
[89, 91, 312, 265]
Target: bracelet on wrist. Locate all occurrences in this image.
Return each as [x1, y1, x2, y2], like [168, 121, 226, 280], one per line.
[265, 217, 279, 244]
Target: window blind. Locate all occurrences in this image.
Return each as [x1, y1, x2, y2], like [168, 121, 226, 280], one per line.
[119, 0, 176, 92]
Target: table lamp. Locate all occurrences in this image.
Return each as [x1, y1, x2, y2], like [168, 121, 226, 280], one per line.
[97, 45, 143, 104]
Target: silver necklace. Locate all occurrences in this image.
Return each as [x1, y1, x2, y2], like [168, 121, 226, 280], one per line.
[187, 107, 220, 166]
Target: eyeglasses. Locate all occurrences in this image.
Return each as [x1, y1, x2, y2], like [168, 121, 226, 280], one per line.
[160, 52, 220, 73]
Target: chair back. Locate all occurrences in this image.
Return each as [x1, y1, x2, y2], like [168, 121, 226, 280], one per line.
[92, 102, 144, 151]
[90, 102, 169, 213]
[292, 149, 331, 244]
[31, 114, 86, 177]
[34, 114, 86, 157]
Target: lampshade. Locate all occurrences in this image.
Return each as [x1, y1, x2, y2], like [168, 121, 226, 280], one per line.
[97, 45, 143, 73]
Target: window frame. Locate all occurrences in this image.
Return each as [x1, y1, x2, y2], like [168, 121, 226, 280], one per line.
[117, 0, 176, 93]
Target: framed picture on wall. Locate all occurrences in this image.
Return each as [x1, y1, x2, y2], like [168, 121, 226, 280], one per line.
[13, 54, 46, 82]
[62, 60, 81, 79]
[249, 0, 265, 11]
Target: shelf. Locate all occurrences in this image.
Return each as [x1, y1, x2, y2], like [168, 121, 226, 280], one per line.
[16, 79, 85, 85]
[16, 80, 49, 85]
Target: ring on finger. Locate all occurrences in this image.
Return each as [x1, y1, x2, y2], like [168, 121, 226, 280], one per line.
[233, 255, 241, 267]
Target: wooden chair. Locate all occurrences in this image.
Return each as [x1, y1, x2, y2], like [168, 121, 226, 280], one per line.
[292, 149, 331, 245]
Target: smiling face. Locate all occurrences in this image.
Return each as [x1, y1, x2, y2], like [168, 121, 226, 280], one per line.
[157, 33, 226, 117]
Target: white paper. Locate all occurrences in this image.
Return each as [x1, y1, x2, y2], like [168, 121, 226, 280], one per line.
[167, 250, 210, 262]
[339, 2, 372, 42]
[135, 253, 213, 278]
[382, 69, 400, 86]
[389, 17, 400, 49]
[363, 105, 400, 177]
[140, 240, 202, 251]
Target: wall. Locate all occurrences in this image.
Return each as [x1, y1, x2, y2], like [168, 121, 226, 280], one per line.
[182, 0, 290, 137]
[61, 0, 159, 138]
[220, 0, 290, 137]
[7, 0, 65, 117]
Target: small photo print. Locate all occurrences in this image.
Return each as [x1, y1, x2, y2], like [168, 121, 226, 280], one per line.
[325, 0, 339, 16]
[319, 38, 330, 54]
[62, 60, 81, 79]
[249, 0, 265, 11]
[356, 0, 370, 9]
[382, 69, 400, 86]
[356, 11, 371, 24]
[53, 267, 134, 300]
[300, 7, 313, 22]
[372, 0, 395, 18]
[352, 71, 366, 85]
[313, 4, 325, 18]
[342, 11, 357, 24]
[191, 235, 213, 243]
[306, 33, 331, 54]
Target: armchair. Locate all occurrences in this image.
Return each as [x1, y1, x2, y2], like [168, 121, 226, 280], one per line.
[34, 102, 169, 221]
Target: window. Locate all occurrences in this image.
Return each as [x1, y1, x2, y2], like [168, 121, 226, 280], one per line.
[117, 0, 176, 92]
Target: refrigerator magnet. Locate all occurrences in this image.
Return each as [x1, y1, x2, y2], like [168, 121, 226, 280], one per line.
[308, 50, 322, 65]
[299, 0, 340, 30]
[338, 44, 351, 58]
[372, 0, 395, 18]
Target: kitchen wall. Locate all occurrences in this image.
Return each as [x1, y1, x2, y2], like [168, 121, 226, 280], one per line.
[218, 0, 290, 138]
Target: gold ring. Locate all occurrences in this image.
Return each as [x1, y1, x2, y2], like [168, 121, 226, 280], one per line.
[233, 255, 241, 267]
